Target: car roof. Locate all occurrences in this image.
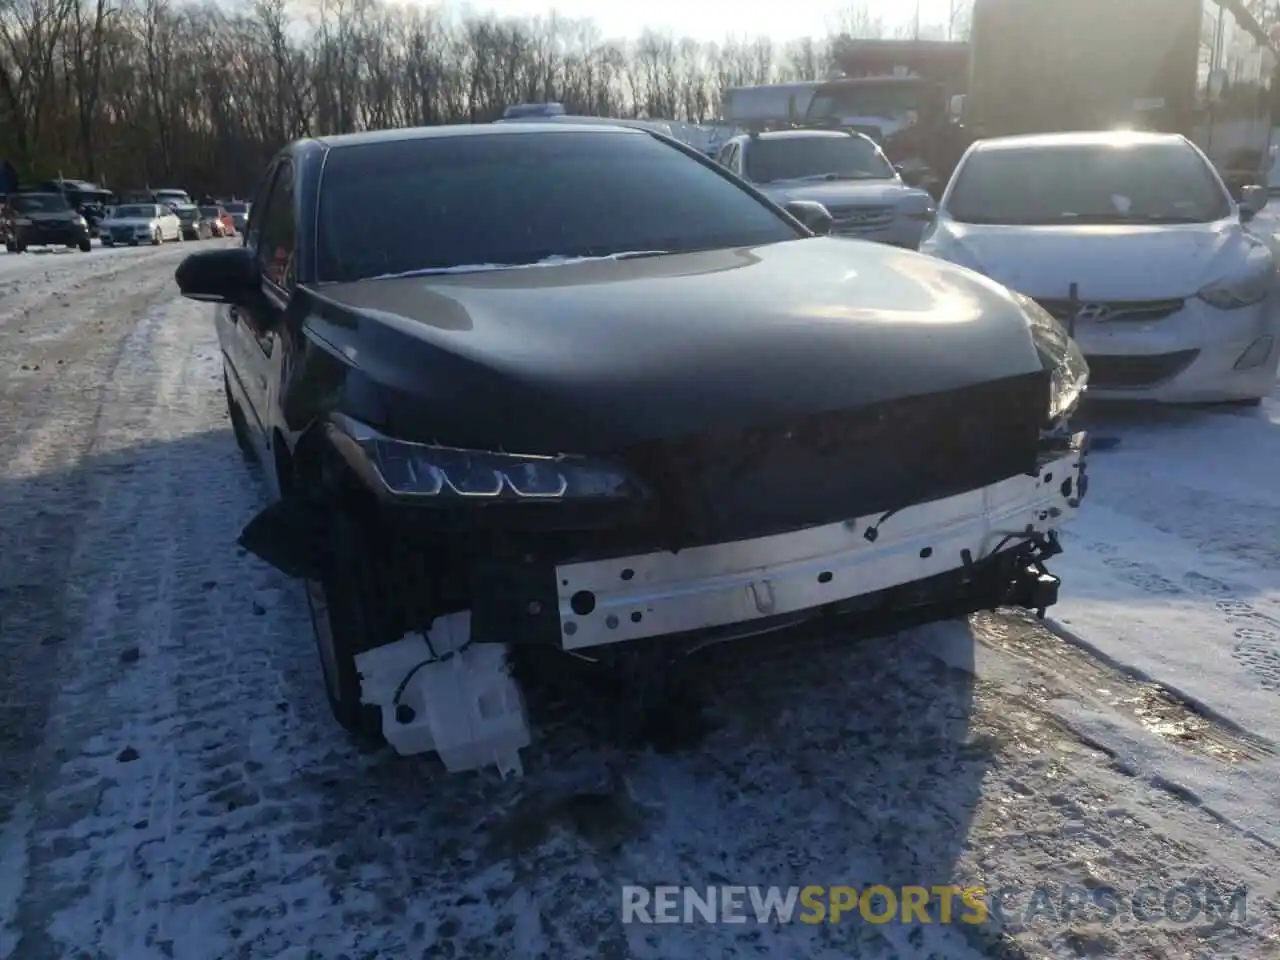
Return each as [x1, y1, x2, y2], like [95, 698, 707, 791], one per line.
[315, 121, 645, 149]
[748, 129, 855, 141]
[973, 130, 1188, 152]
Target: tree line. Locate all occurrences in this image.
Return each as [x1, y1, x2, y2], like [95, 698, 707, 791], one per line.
[0, 0, 971, 196]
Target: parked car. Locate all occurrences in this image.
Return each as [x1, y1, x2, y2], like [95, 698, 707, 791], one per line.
[920, 130, 1280, 405]
[716, 129, 937, 248]
[37, 179, 113, 237]
[100, 203, 183, 245]
[3, 191, 93, 252]
[153, 188, 192, 211]
[200, 204, 235, 237]
[175, 203, 211, 240]
[223, 200, 250, 233]
[174, 121, 1090, 776]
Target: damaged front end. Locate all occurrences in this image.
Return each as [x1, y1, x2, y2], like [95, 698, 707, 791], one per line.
[238, 306, 1090, 773]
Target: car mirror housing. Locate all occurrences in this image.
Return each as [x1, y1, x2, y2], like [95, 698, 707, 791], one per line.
[175, 247, 262, 305]
[783, 199, 834, 236]
[1238, 183, 1266, 220]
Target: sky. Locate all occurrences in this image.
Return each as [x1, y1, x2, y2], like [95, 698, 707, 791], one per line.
[455, 0, 961, 43]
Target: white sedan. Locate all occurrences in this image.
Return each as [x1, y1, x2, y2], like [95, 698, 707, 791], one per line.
[99, 203, 184, 247]
[920, 130, 1280, 405]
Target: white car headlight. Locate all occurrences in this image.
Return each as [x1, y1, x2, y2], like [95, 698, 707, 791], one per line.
[1012, 292, 1089, 423]
[1197, 263, 1273, 309]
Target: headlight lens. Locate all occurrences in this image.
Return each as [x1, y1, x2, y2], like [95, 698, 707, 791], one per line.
[1012, 292, 1089, 422]
[1197, 267, 1272, 309]
[333, 414, 644, 500]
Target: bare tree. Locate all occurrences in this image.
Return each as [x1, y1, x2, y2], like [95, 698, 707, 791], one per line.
[0, 0, 975, 193]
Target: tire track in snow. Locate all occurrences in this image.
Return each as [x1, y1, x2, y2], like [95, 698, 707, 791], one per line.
[971, 610, 1275, 763]
[1068, 536, 1280, 695]
[0, 250, 205, 834]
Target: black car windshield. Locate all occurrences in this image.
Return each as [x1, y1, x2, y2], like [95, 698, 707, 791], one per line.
[13, 194, 71, 213]
[114, 205, 156, 218]
[807, 81, 924, 121]
[946, 141, 1234, 225]
[315, 130, 801, 282]
[177, 207, 198, 220]
[199, 206, 221, 217]
[225, 202, 247, 213]
[745, 135, 895, 183]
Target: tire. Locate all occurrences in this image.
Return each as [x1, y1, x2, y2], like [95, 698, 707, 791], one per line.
[223, 373, 257, 461]
[102, 239, 113, 247]
[151, 231, 161, 246]
[300, 461, 387, 742]
[78, 239, 91, 252]
[4, 241, 15, 253]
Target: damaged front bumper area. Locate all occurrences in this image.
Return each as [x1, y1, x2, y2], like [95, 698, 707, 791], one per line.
[552, 436, 1088, 651]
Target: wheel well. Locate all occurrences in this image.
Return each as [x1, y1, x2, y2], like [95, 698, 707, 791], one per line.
[272, 429, 294, 498]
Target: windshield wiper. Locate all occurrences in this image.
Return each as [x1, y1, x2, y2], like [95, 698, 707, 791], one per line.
[360, 250, 672, 281]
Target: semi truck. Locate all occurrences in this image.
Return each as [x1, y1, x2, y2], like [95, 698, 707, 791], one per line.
[801, 40, 972, 196]
[963, 0, 1276, 192]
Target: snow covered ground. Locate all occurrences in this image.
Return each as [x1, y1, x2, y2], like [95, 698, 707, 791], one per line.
[0, 242, 1278, 960]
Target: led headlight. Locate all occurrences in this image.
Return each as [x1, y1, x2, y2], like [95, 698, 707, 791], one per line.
[1012, 292, 1089, 423]
[332, 413, 643, 500]
[1197, 255, 1274, 309]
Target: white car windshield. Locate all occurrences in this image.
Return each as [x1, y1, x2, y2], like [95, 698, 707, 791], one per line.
[946, 141, 1234, 225]
[745, 136, 895, 183]
[114, 205, 156, 218]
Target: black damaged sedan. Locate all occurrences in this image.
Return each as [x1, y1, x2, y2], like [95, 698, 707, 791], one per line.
[175, 123, 1090, 775]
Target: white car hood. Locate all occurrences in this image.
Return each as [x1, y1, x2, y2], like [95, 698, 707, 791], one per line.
[106, 217, 157, 226]
[761, 179, 924, 208]
[928, 220, 1258, 299]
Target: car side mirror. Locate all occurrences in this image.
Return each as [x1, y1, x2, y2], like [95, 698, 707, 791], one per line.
[1239, 183, 1266, 220]
[898, 166, 926, 187]
[784, 199, 834, 235]
[175, 247, 261, 305]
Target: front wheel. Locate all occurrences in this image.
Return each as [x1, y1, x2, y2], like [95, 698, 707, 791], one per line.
[223, 373, 257, 461]
[78, 238, 92, 252]
[151, 231, 161, 246]
[300, 486, 387, 743]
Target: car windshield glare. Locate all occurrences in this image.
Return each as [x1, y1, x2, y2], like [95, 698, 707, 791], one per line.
[13, 194, 71, 213]
[946, 142, 1234, 225]
[745, 136, 895, 183]
[315, 130, 800, 283]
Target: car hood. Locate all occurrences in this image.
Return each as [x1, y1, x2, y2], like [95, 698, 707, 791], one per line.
[18, 210, 77, 221]
[303, 238, 1045, 452]
[107, 217, 156, 225]
[926, 219, 1261, 299]
[759, 179, 922, 209]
